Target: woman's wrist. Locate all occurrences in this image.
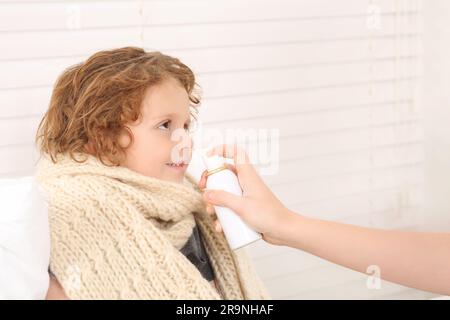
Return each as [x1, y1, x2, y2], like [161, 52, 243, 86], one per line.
[265, 208, 310, 247]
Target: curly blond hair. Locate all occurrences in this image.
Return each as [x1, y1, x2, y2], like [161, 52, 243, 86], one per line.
[35, 46, 201, 166]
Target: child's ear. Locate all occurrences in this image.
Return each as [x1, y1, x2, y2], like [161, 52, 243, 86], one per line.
[84, 140, 96, 155]
[118, 127, 133, 149]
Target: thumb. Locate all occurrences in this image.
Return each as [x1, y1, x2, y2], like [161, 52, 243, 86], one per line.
[203, 189, 243, 214]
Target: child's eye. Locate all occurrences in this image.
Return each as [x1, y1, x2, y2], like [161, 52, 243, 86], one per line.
[158, 121, 170, 131]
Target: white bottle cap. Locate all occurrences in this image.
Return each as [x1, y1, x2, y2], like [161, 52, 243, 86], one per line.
[202, 155, 225, 171]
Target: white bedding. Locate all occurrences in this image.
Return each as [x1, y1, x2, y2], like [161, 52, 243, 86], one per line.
[0, 176, 50, 299]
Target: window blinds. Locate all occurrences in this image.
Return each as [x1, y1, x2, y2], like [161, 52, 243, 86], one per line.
[0, 0, 424, 298]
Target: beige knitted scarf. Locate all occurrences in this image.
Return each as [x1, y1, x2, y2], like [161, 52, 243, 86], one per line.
[35, 152, 270, 300]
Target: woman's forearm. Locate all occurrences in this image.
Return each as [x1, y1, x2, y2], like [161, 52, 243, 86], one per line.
[278, 211, 450, 296]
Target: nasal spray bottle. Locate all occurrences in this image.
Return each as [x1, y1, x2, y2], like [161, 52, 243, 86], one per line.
[202, 153, 262, 250]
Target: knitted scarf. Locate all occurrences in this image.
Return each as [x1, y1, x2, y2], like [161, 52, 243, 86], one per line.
[35, 152, 270, 300]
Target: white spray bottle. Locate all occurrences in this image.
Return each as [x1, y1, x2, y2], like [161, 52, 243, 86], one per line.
[202, 154, 262, 250]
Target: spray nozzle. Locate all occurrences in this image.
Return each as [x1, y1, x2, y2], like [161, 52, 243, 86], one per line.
[202, 154, 226, 171]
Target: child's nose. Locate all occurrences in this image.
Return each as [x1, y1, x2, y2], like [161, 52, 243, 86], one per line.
[171, 136, 192, 162]
[180, 144, 193, 162]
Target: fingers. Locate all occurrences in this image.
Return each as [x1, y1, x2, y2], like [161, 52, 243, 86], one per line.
[198, 170, 208, 190]
[206, 203, 215, 215]
[202, 189, 243, 214]
[203, 201, 222, 233]
[205, 144, 260, 191]
[224, 163, 237, 175]
[214, 220, 223, 233]
[198, 163, 236, 190]
[206, 144, 250, 168]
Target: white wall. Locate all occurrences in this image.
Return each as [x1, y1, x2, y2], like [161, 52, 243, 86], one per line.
[0, 0, 441, 299]
[422, 1, 450, 232]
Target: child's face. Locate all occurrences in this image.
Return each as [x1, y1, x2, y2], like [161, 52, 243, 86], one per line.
[119, 77, 193, 183]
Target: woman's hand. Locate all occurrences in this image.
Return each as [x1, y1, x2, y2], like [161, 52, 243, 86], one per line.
[199, 144, 299, 246]
[200, 145, 450, 296]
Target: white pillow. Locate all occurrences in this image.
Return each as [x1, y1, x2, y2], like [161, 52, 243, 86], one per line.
[0, 176, 50, 299]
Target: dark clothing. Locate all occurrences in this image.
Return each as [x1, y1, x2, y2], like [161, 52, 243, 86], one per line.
[180, 224, 215, 281]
